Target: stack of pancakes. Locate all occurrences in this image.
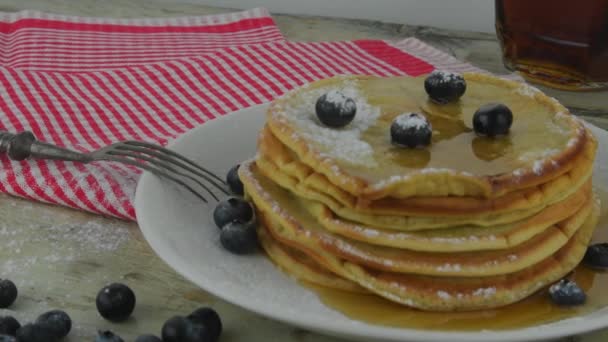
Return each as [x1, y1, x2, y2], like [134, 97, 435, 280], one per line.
[239, 73, 599, 311]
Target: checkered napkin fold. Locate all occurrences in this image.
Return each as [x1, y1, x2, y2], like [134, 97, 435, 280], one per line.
[0, 8, 486, 220]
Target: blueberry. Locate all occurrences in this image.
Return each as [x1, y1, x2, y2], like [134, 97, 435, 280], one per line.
[226, 164, 244, 195]
[162, 316, 189, 342]
[95, 330, 124, 342]
[183, 322, 211, 342]
[15, 323, 57, 342]
[0, 279, 17, 308]
[0, 334, 16, 342]
[424, 70, 466, 104]
[549, 279, 586, 306]
[0, 316, 20, 336]
[315, 90, 357, 128]
[583, 243, 608, 270]
[213, 197, 254, 229]
[220, 220, 258, 254]
[390, 113, 433, 148]
[473, 103, 513, 137]
[35, 310, 71, 338]
[187, 307, 222, 341]
[95, 283, 136, 322]
[135, 334, 162, 342]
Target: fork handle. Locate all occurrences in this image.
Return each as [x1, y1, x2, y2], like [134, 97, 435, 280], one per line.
[0, 131, 93, 162]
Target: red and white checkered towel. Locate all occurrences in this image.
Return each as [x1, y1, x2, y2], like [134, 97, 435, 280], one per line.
[0, 9, 487, 220]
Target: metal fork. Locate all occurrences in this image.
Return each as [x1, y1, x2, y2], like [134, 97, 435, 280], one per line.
[0, 131, 229, 203]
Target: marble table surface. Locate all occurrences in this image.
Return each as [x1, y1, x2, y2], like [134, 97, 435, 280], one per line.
[0, 0, 606, 341]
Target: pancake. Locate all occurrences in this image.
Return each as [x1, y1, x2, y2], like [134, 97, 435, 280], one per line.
[255, 194, 600, 311]
[255, 144, 593, 231]
[266, 73, 588, 200]
[257, 124, 596, 219]
[246, 157, 592, 253]
[258, 227, 365, 293]
[242, 160, 593, 277]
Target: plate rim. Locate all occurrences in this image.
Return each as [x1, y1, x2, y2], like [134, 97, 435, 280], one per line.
[135, 103, 608, 342]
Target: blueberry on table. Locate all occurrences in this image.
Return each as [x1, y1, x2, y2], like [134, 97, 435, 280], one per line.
[135, 334, 162, 342]
[95, 330, 124, 342]
[473, 103, 513, 137]
[95, 283, 136, 322]
[549, 279, 586, 306]
[0, 334, 16, 342]
[187, 307, 222, 341]
[182, 322, 211, 342]
[15, 323, 57, 342]
[226, 164, 244, 195]
[162, 316, 189, 342]
[0, 279, 17, 308]
[315, 90, 357, 128]
[220, 220, 259, 255]
[390, 113, 433, 148]
[35, 310, 71, 339]
[0, 316, 20, 336]
[213, 197, 255, 229]
[424, 70, 467, 104]
[583, 243, 608, 270]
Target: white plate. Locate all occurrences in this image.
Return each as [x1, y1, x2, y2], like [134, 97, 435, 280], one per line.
[135, 103, 608, 342]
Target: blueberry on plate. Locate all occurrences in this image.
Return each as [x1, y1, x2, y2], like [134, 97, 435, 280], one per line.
[187, 307, 222, 341]
[583, 243, 608, 270]
[213, 197, 255, 229]
[135, 334, 162, 342]
[220, 220, 259, 255]
[424, 70, 466, 104]
[0, 334, 16, 342]
[95, 283, 136, 322]
[315, 90, 357, 128]
[0, 316, 20, 336]
[0, 279, 17, 308]
[95, 330, 124, 342]
[35, 310, 71, 339]
[390, 113, 433, 148]
[15, 323, 57, 342]
[549, 279, 586, 306]
[473, 103, 513, 137]
[226, 164, 244, 195]
[162, 316, 189, 342]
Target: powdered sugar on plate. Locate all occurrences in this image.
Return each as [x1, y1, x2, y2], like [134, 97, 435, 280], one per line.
[274, 79, 380, 167]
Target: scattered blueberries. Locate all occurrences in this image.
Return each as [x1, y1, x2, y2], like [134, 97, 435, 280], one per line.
[213, 197, 255, 229]
[226, 164, 244, 195]
[0, 335, 16, 342]
[135, 334, 162, 342]
[0, 316, 20, 336]
[162, 309, 221, 342]
[390, 113, 433, 148]
[473, 103, 513, 137]
[583, 243, 608, 270]
[15, 323, 57, 342]
[0, 279, 17, 308]
[424, 70, 467, 104]
[187, 307, 222, 341]
[315, 90, 357, 128]
[96, 283, 136, 322]
[549, 279, 587, 306]
[220, 220, 259, 255]
[95, 330, 124, 342]
[35, 310, 71, 339]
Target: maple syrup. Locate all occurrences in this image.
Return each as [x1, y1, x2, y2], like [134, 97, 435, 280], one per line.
[495, 0, 608, 90]
[299, 190, 608, 331]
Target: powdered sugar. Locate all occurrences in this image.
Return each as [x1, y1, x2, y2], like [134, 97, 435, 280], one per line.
[393, 113, 430, 131]
[473, 287, 497, 298]
[436, 263, 462, 272]
[515, 84, 541, 98]
[275, 80, 380, 167]
[437, 290, 452, 300]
